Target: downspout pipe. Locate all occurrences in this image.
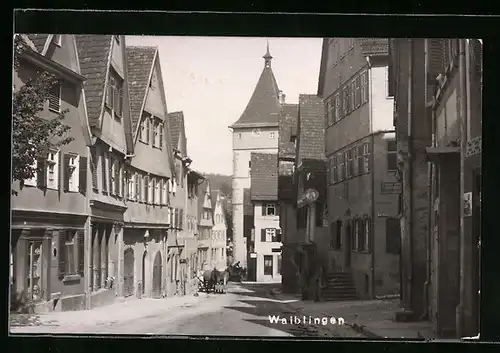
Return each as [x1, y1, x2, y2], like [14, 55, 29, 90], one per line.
[366, 56, 376, 299]
[457, 38, 468, 338]
[407, 39, 414, 311]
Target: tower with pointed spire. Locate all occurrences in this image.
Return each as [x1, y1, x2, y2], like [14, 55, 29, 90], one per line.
[228, 42, 284, 269]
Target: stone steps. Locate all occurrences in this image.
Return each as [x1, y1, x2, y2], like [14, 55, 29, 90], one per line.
[322, 272, 359, 301]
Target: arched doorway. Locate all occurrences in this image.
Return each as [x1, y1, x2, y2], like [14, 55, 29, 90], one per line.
[123, 248, 134, 297]
[152, 251, 162, 298]
[141, 251, 147, 296]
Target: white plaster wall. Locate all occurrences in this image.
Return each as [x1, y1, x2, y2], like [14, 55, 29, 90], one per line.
[254, 204, 281, 282]
[370, 65, 395, 133]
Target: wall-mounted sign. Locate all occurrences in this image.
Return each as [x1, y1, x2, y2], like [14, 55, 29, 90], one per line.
[249, 252, 257, 259]
[381, 182, 402, 194]
[272, 248, 282, 253]
[304, 189, 319, 203]
[464, 192, 472, 217]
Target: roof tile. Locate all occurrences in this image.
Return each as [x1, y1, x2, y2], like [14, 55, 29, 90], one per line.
[278, 103, 299, 159]
[167, 111, 184, 152]
[75, 35, 112, 127]
[297, 94, 326, 163]
[230, 55, 281, 128]
[250, 153, 278, 201]
[126, 46, 157, 135]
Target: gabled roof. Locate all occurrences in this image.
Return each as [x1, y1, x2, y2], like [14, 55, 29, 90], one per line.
[211, 190, 219, 212]
[126, 45, 157, 136]
[167, 111, 187, 155]
[230, 47, 281, 129]
[26, 34, 49, 53]
[250, 153, 278, 201]
[75, 35, 113, 128]
[278, 103, 299, 159]
[197, 179, 212, 222]
[296, 94, 326, 164]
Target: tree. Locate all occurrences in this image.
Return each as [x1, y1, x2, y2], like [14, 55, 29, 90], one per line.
[12, 35, 73, 192]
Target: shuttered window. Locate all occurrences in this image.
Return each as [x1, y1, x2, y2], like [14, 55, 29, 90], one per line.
[48, 83, 61, 112]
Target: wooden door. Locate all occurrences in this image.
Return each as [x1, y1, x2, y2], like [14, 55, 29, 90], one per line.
[123, 248, 134, 297]
[152, 252, 162, 298]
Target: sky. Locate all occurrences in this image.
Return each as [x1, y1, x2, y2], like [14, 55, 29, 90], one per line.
[125, 36, 323, 176]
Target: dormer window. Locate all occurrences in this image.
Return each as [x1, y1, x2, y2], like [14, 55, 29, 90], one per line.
[106, 69, 123, 120]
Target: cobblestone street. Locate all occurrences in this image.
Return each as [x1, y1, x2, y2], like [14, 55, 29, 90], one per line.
[10, 283, 363, 337]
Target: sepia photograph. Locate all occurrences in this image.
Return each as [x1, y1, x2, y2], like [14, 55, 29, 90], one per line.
[10, 33, 483, 340]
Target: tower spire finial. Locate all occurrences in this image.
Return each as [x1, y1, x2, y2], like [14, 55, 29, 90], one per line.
[263, 39, 273, 68]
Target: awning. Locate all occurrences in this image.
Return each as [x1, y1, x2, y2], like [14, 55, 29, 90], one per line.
[425, 146, 460, 163]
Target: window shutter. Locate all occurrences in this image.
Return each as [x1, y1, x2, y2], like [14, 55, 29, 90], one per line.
[180, 209, 184, 229]
[63, 154, 70, 192]
[48, 84, 61, 111]
[114, 161, 120, 196]
[117, 88, 123, 116]
[276, 229, 282, 242]
[152, 178, 156, 205]
[275, 204, 280, 217]
[37, 155, 47, 189]
[159, 124, 163, 148]
[77, 229, 85, 276]
[90, 148, 98, 191]
[58, 230, 67, 279]
[135, 174, 140, 201]
[79, 156, 87, 195]
[159, 179, 163, 205]
[106, 78, 113, 107]
[367, 217, 373, 253]
[101, 152, 107, 193]
[262, 205, 266, 216]
[108, 155, 114, 194]
[143, 176, 149, 202]
[261, 229, 266, 242]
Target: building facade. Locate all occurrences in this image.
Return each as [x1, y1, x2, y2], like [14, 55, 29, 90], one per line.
[121, 45, 175, 300]
[283, 95, 328, 296]
[277, 103, 299, 293]
[211, 190, 228, 271]
[11, 34, 89, 312]
[229, 44, 284, 270]
[166, 111, 200, 296]
[317, 38, 400, 299]
[250, 153, 282, 283]
[390, 38, 482, 337]
[11, 34, 204, 313]
[197, 180, 214, 270]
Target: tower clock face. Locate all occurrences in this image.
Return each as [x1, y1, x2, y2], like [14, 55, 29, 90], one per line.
[252, 129, 261, 136]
